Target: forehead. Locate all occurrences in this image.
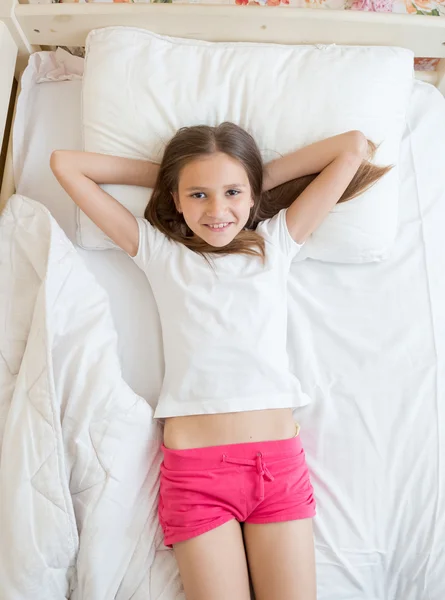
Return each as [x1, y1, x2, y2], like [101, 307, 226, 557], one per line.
[178, 153, 249, 189]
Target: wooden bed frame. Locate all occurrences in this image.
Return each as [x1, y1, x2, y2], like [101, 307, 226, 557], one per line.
[1, 0, 445, 208]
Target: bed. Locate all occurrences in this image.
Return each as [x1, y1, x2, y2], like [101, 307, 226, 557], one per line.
[1, 3, 445, 600]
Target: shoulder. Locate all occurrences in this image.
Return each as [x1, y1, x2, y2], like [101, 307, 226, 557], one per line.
[130, 217, 169, 269]
[255, 209, 303, 259]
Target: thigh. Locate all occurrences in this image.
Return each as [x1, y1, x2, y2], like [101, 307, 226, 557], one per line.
[174, 519, 251, 600]
[244, 519, 316, 600]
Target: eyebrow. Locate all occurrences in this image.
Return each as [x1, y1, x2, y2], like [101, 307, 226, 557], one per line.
[185, 184, 247, 191]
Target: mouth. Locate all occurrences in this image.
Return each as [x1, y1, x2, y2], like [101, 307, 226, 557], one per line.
[203, 222, 233, 232]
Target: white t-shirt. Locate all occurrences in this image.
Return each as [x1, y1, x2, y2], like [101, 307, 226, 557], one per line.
[132, 209, 310, 418]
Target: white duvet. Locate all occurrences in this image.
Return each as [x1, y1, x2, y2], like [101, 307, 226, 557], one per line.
[0, 195, 182, 600]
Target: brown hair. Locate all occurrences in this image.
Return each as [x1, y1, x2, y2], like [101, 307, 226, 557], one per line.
[255, 140, 392, 224]
[144, 123, 391, 259]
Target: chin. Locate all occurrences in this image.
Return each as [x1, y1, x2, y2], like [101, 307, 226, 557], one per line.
[204, 236, 236, 248]
[196, 225, 239, 248]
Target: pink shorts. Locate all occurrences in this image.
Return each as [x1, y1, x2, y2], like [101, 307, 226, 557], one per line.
[159, 435, 316, 547]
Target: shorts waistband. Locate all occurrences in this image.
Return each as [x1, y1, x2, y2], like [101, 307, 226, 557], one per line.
[162, 430, 302, 471]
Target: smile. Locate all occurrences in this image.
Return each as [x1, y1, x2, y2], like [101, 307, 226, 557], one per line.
[204, 223, 233, 231]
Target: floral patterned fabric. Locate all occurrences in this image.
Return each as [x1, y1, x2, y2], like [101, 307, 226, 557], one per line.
[48, 0, 444, 70]
[78, 0, 445, 16]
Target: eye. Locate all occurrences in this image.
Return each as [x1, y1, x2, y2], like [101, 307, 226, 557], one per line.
[191, 192, 206, 199]
[226, 189, 241, 197]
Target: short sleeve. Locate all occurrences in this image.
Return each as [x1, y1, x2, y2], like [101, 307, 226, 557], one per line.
[130, 217, 165, 270]
[255, 209, 303, 259]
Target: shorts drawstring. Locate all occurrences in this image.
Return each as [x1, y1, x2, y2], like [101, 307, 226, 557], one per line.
[222, 452, 274, 501]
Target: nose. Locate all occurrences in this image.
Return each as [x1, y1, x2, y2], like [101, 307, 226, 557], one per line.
[205, 195, 229, 219]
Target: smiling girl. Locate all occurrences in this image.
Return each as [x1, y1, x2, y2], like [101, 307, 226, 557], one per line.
[51, 122, 389, 600]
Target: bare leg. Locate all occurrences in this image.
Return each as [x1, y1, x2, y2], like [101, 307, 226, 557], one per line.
[173, 520, 251, 600]
[244, 519, 316, 600]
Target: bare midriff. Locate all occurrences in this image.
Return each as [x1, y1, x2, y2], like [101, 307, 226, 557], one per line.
[163, 408, 296, 450]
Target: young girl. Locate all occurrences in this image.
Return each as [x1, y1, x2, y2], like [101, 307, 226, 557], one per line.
[51, 123, 389, 600]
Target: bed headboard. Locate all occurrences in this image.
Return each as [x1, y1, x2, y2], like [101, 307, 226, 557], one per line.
[10, 3, 445, 54]
[1, 2, 445, 90]
[1, 2, 445, 76]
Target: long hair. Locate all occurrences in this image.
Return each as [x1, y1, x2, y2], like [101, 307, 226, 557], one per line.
[144, 123, 391, 259]
[254, 140, 392, 225]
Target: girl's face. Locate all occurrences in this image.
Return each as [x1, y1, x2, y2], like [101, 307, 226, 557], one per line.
[173, 152, 254, 248]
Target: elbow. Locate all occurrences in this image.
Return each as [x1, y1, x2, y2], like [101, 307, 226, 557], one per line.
[348, 130, 368, 160]
[50, 150, 64, 176]
[50, 150, 75, 178]
[339, 150, 363, 171]
[127, 240, 139, 258]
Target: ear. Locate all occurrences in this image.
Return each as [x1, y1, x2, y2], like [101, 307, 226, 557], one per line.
[172, 191, 183, 213]
[250, 198, 255, 208]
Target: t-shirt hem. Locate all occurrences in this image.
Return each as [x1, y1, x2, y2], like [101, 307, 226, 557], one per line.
[154, 392, 311, 419]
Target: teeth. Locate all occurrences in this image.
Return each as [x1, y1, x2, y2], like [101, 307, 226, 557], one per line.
[208, 223, 229, 229]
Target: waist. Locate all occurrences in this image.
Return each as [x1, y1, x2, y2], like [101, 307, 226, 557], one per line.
[161, 432, 303, 470]
[163, 408, 296, 450]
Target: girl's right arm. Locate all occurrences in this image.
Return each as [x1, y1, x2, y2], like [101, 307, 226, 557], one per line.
[50, 150, 160, 256]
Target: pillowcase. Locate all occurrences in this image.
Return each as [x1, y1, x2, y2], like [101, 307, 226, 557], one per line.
[80, 27, 414, 262]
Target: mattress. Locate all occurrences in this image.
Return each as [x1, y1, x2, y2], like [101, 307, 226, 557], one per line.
[12, 54, 445, 599]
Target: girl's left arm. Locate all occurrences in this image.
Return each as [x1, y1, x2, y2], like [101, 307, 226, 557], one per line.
[263, 131, 369, 244]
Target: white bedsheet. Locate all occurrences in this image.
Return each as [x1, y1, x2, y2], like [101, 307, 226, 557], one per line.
[9, 52, 445, 599]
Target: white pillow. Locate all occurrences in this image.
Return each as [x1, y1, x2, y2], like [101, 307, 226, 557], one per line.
[80, 27, 414, 262]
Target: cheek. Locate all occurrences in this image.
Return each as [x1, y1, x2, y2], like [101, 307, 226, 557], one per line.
[239, 197, 254, 213]
[180, 199, 200, 221]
